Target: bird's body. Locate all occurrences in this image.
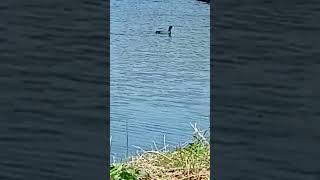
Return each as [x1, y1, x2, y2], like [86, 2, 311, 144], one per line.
[155, 26, 173, 36]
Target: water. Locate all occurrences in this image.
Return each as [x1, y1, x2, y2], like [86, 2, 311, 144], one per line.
[2, 0, 320, 179]
[0, 1, 107, 179]
[213, 1, 320, 179]
[110, 0, 210, 160]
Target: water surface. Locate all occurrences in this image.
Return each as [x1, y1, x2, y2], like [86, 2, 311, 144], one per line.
[110, 0, 210, 160]
[0, 1, 107, 179]
[213, 1, 320, 179]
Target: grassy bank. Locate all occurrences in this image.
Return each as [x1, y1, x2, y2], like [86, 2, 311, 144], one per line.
[110, 124, 210, 180]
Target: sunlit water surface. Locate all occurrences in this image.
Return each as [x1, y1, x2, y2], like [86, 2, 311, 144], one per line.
[110, 0, 210, 160]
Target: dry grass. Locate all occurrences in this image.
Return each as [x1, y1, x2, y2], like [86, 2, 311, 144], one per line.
[110, 123, 210, 180]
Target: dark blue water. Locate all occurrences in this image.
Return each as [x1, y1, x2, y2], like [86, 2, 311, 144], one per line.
[4, 0, 320, 179]
[213, 1, 320, 179]
[110, 0, 210, 160]
[0, 1, 107, 179]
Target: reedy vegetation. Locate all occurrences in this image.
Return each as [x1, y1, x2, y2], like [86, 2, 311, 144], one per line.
[110, 123, 210, 180]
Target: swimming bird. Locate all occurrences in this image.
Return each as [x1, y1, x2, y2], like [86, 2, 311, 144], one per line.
[155, 26, 173, 36]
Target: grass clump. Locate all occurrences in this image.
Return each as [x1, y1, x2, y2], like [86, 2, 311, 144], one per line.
[110, 123, 210, 180]
[110, 164, 142, 180]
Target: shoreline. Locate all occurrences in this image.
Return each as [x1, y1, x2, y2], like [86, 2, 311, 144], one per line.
[110, 125, 210, 180]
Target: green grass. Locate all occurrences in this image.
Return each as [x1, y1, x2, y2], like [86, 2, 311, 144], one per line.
[110, 124, 210, 180]
[110, 164, 142, 180]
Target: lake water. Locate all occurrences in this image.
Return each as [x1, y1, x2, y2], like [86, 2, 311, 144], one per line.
[0, 1, 107, 179]
[213, 1, 320, 179]
[110, 0, 210, 160]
